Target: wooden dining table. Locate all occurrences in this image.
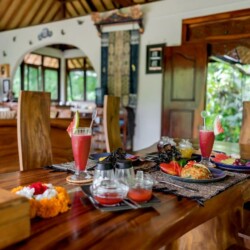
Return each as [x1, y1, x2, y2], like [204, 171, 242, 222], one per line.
[0, 141, 249, 250]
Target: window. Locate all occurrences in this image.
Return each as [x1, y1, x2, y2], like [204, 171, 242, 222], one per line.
[13, 53, 60, 101]
[66, 57, 97, 102]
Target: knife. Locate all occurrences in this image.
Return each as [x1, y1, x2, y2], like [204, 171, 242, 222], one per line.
[158, 180, 199, 192]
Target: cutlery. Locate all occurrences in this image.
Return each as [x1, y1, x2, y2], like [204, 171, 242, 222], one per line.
[124, 198, 142, 208]
[158, 180, 199, 192]
[122, 199, 140, 209]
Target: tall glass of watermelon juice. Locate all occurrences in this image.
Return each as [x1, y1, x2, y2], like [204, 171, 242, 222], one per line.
[71, 127, 92, 180]
[199, 126, 215, 167]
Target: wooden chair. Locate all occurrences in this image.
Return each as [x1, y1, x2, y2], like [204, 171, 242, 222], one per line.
[17, 91, 53, 171]
[103, 95, 123, 153]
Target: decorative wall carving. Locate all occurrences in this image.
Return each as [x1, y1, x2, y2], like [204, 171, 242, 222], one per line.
[91, 5, 143, 36]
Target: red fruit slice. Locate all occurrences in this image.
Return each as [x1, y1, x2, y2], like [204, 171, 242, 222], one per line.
[214, 116, 224, 135]
[213, 153, 229, 163]
[66, 111, 80, 137]
[160, 161, 182, 176]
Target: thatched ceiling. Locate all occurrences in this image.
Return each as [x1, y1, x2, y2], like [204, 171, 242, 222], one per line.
[0, 0, 160, 32]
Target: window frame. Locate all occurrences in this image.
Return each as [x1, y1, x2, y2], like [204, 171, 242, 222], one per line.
[19, 53, 60, 102]
[66, 57, 96, 102]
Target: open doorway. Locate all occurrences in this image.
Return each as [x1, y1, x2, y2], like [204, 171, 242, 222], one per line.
[206, 43, 250, 143]
[161, 9, 250, 140]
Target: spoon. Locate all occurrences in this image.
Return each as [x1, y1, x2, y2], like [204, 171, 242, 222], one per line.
[123, 198, 141, 209]
[89, 109, 97, 130]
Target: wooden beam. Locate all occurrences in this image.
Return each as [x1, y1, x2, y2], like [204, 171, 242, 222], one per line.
[84, 0, 98, 12]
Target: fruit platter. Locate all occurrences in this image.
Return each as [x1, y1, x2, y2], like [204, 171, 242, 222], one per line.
[159, 160, 226, 183]
[211, 153, 250, 172]
[154, 140, 226, 183]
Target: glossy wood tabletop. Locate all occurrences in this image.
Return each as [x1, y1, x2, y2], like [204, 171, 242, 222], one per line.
[0, 142, 249, 250]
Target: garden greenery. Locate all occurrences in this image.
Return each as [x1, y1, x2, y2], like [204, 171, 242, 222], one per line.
[206, 61, 250, 143]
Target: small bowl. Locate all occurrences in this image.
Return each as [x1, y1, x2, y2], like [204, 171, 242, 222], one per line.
[127, 171, 154, 203]
[127, 186, 153, 203]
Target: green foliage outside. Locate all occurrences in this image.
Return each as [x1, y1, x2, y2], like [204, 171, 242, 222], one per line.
[44, 69, 58, 100]
[206, 62, 250, 143]
[13, 65, 97, 102]
[67, 70, 96, 102]
[86, 72, 97, 101]
[13, 67, 21, 99]
[24, 66, 42, 91]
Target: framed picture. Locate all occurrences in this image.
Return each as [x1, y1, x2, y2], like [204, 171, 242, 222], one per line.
[146, 44, 165, 74]
[0, 64, 10, 78]
[3, 79, 10, 94]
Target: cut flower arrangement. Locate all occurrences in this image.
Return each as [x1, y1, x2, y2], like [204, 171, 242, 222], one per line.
[11, 182, 71, 218]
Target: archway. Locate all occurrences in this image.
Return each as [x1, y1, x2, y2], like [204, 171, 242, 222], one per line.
[11, 44, 98, 105]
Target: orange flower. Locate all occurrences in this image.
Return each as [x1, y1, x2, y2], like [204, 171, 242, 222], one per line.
[11, 184, 71, 219]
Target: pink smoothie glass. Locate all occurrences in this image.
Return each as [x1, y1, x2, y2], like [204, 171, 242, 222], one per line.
[71, 127, 92, 181]
[199, 126, 215, 167]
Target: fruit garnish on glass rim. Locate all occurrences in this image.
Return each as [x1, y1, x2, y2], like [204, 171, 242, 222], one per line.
[66, 111, 80, 137]
[214, 116, 224, 135]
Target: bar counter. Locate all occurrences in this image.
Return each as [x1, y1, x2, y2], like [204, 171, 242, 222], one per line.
[0, 141, 249, 249]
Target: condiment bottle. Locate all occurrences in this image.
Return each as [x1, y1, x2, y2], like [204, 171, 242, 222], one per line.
[178, 139, 193, 158]
[93, 161, 115, 188]
[115, 159, 135, 186]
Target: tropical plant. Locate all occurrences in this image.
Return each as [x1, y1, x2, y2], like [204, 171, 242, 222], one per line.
[206, 61, 250, 142]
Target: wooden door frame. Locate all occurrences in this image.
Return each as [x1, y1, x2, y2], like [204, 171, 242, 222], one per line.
[182, 9, 250, 44]
[161, 8, 250, 138]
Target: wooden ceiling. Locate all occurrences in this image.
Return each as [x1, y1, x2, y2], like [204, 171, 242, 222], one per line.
[0, 0, 160, 32]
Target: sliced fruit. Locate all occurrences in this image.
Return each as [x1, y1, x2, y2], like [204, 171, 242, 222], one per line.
[66, 111, 80, 137]
[212, 153, 229, 163]
[160, 161, 182, 176]
[99, 156, 107, 161]
[73, 110, 80, 131]
[221, 158, 235, 165]
[214, 116, 224, 135]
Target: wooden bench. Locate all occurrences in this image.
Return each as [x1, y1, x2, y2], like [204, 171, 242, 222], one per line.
[0, 118, 91, 173]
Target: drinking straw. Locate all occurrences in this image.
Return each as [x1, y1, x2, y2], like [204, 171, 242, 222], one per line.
[201, 110, 208, 129]
[89, 109, 97, 129]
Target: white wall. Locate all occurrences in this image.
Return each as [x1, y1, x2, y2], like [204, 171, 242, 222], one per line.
[0, 0, 249, 151]
[135, 0, 249, 150]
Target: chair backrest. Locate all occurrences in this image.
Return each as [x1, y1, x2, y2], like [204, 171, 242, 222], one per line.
[17, 91, 53, 171]
[103, 95, 123, 153]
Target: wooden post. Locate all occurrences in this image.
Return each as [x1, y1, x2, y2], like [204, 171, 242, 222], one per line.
[239, 101, 250, 160]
